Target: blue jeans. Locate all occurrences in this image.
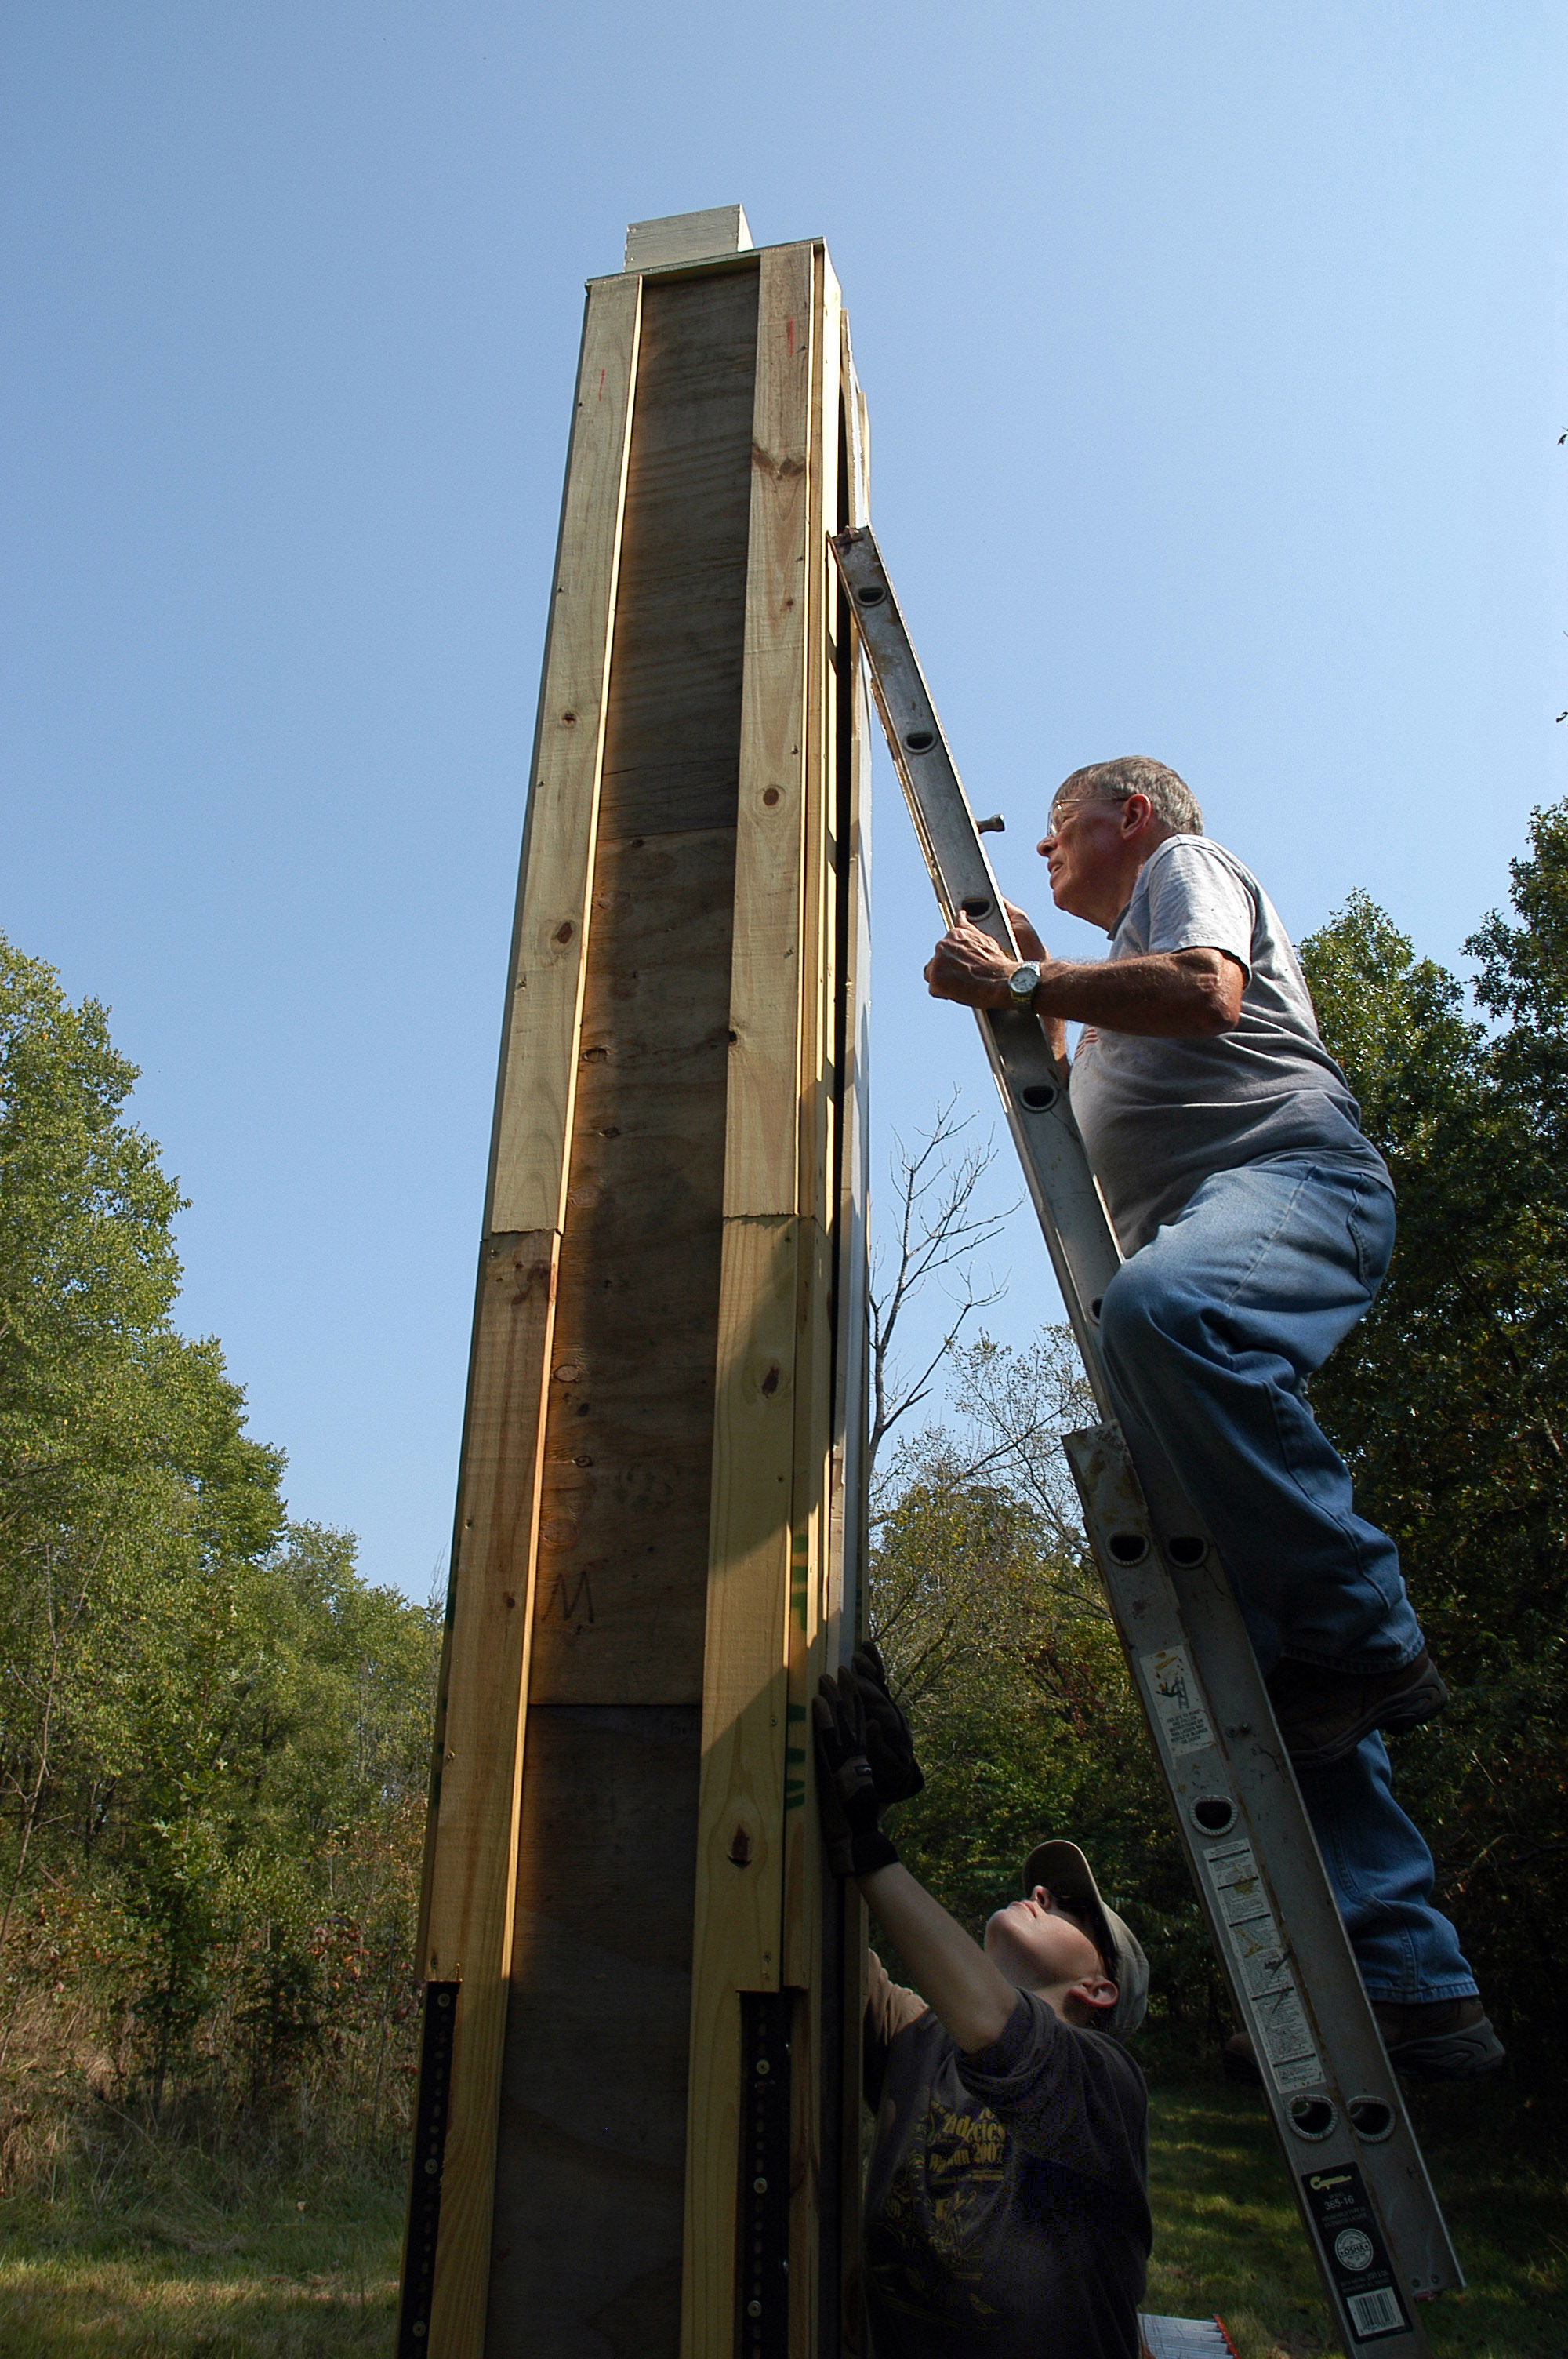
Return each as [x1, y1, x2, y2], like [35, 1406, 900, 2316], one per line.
[1098, 1153, 1475, 2002]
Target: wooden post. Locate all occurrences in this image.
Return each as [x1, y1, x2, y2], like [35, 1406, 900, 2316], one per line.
[398, 212, 871, 2359]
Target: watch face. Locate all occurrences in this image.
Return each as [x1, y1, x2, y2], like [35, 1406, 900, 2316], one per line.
[1010, 962, 1040, 1000]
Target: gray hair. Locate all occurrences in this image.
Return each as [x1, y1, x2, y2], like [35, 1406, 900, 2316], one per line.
[1054, 756, 1203, 837]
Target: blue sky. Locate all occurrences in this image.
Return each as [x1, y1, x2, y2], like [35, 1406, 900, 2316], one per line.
[5, 3, 1565, 1597]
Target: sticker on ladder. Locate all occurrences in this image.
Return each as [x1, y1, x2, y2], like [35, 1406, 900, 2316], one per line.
[1203, 1842, 1324, 2092]
[1140, 1646, 1214, 1756]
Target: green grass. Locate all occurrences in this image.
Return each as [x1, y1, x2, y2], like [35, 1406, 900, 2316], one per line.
[0, 2126, 404, 2357]
[0, 2073, 1561, 2355]
[1145, 2065, 1568, 2357]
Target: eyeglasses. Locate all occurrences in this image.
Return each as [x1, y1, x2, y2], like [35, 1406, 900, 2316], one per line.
[1046, 791, 1123, 838]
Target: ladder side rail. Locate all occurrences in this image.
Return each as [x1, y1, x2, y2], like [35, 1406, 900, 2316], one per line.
[829, 524, 1461, 2341]
[1065, 1426, 1457, 2345]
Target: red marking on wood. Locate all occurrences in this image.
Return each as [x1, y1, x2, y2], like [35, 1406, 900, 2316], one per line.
[597, 368, 605, 400]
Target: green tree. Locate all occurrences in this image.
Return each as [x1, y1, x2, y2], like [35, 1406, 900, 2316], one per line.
[0, 935, 437, 2137]
[1301, 809, 1568, 2073]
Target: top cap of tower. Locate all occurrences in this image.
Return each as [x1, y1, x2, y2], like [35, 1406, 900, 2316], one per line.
[623, 205, 754, 272]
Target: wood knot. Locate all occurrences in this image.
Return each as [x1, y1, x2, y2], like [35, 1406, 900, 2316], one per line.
[728, 1827, 753, 1866]
[554, 920, 574, 944]
[760, 1365, 780, 1397]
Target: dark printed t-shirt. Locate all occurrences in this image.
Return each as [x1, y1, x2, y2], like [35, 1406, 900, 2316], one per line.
[862, 1955, 1150, 2359]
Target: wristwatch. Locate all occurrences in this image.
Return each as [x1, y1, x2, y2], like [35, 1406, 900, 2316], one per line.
[1007, 961, 1042, 1009]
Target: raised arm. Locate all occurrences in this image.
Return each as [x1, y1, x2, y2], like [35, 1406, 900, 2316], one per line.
[813, 1668, 1018, 2052]
[857, 1861, 1019, 2052]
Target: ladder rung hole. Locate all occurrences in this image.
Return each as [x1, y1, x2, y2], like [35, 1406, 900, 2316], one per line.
[902, 728, 935, 753]
[1287, 2094, 1337, 2141]
[1019, 1083, 1056, 1110]
[856, 583, 886, 605]
[1191, 1795, 1237, 1837]
[1347, 2095, 1395, 2143]
[1089, 1296, 1102, 1320]
[1108, 1532, 1147, 1566]
[1167, 1536, 1207, 1567]
[960, 896, 992, 920]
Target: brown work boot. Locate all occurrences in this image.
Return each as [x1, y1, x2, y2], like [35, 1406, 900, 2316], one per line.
[1222, 1998, 1504, 2088]
[1372, 1997, 1506, 2081]
[1265, 1649, 1449, 1771]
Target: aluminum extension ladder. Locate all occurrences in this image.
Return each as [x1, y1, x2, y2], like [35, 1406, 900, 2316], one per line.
[830, 524, 1461, 2357]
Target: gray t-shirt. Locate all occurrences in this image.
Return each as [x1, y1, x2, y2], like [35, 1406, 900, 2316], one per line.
[1067, 834, 1389, 1254]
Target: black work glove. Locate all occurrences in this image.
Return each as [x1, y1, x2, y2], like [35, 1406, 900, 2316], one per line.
[813, 1668, 900, 1880]
[851, 1641, 925, 1806]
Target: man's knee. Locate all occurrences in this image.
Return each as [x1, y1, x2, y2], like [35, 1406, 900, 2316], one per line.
[1098, 1249, 1197, 1372]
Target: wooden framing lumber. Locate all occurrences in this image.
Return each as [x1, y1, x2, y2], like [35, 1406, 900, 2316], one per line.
[401, 223, 871, 2359]
[722, 242, 817, 1223]
[400, 271, 640, 2359]
[491, 273, 641, 1238]
[488, 260, 759, 2358]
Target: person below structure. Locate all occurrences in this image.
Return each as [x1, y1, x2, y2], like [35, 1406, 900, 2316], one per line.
[814, 1650, 1152, 2359]
[924, 755, 1501, 2085]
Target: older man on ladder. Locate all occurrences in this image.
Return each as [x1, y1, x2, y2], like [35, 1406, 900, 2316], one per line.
[925, 755, 1501, 2084]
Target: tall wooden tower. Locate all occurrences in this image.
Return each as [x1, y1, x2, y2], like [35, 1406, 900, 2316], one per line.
[397, 205, 873, 2359]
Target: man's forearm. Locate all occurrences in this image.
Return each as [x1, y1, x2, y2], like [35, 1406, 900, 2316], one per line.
[925, 917, 1243, 1035]
[1031, 950, 1240, 1036]
[857, 1862, 1018, 2052]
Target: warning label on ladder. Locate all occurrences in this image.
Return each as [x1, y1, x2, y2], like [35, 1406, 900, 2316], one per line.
[1141, 1645, 1215, 1756]
[1203, 1842, 1324, 2092]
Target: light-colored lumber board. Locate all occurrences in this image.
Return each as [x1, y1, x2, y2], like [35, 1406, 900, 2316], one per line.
[786, 273, 839, 1966]
[722, 241, 817, 1220]
[782, 269, 848, 2357]
[489, 271, 641, 1237]
[421, 1230, 561, 2359]
[830, 302, 874, 1664]
[681, 1209, 804, 2359]
[782, 245, 843, 1983]
[416, 270, 642, 2359]
[826, 310, 873, 2359]
[796, 246, 840, 1235]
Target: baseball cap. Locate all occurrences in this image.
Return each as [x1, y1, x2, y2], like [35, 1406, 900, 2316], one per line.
[1022, 1838, 1149, 2039]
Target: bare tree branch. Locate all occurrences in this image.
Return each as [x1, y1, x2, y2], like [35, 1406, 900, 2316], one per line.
[868, 1094, 1016, 1480]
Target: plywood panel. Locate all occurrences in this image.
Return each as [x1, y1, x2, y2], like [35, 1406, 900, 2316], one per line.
[597, 266, 760, 841]
[491, 275, 641, 1238]
[485, 1704, 700, 2358]
[528, 823, 736, 1706]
